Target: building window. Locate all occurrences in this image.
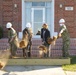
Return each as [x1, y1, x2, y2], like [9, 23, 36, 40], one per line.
[25, 2, 51, 27]
[32, 2, 45, 6]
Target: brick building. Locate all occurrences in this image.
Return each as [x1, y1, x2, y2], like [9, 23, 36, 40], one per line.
[0, 0, 76, 38]
[0, 0, 76, 57]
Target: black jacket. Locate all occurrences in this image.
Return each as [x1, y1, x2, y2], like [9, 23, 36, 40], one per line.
[41, 28, 50, 44]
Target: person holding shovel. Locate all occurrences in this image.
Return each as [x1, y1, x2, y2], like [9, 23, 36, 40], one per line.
[58, 18, 70, 57]
[6, 22, 18, 58]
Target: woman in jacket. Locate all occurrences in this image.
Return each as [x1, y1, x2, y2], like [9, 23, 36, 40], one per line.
[41, 23, 50, 57]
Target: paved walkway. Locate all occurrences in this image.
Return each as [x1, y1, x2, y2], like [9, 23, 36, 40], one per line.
[0, 66, 76, 75]
[65, 71, 76, 75]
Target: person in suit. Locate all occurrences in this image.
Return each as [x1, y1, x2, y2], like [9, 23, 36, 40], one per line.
[41, 23, 50, 57]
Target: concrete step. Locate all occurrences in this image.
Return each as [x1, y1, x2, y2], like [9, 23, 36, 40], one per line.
[6, 58, 70, 66]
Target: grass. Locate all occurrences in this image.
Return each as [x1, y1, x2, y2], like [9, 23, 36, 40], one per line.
[62, 56, 76, 72]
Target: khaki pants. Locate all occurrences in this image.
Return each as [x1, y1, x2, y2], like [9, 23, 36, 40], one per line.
[10, 41, 17, 56]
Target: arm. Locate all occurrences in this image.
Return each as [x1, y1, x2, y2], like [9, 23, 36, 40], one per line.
[59, 25, 66, 34]
[9, 28, 17, 42]
[59, 25, 66, 37]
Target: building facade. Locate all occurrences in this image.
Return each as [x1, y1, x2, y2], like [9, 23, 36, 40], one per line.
[0, 0, 76, 38]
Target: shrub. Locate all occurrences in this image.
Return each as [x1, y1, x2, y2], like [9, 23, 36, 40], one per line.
[0, 27, 3, 39]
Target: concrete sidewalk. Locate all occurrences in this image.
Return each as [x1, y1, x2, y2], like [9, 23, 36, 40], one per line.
[0, 66, 76, 75]
[65, 71, 76, 75]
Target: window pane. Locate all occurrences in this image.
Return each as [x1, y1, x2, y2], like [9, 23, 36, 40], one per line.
[32, 2, 45, 6]
[34, 10, 43, 22]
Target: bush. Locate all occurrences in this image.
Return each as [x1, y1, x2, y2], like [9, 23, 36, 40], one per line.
[0, 27, 3, 39]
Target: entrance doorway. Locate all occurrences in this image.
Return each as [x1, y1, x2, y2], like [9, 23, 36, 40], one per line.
[21, 1, 55, 39]
[32, 8, 45, 35]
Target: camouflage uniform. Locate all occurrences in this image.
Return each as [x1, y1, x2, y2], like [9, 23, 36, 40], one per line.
[8, 28, 17, 57]
[60, 25, 70, 57]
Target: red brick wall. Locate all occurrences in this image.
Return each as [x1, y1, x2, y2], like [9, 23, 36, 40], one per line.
[55, 0, 76, 38]
[0, 0, 76, 38]
[0, 0, 21, 37]
[0, 0, 3, 27]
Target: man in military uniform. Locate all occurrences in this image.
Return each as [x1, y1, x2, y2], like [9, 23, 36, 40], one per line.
[6, 22, 18, 58]
[58, 19, 70, 57]
[22, 23, 33, 57]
